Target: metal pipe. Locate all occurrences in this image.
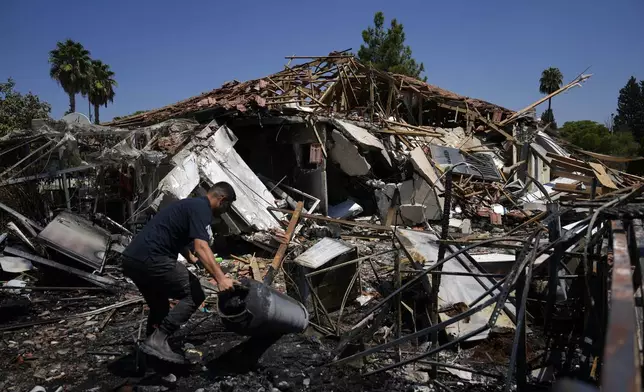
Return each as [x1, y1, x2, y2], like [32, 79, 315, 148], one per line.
[0, 139, 54, 178]
[333, 295, 498, 367]
[305, 249, 395, 278]
[347, 236, 528, 331]
[505, 236, 540, 391]
[432, 173, 453, 378]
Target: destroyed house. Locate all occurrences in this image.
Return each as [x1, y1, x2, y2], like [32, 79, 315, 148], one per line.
[97, 54, 527, 229]
[3, 52, 644, 392]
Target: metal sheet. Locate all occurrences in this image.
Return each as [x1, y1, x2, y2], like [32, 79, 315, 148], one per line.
[158, 153, 201, 202]
[535, 130, 569, 157]
[295, 237, 354, 269]
[197, 124, 282, 231]
[396, 229, 515, 340]
[37, 211, 111, 270]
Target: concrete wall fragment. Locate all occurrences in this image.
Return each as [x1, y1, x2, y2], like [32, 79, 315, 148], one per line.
[329, 129, 371, 176]
[332, 119, 391, 167]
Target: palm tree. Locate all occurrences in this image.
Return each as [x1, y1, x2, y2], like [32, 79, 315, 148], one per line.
[48, 39, 91, 114]
[87, 60, 117, 124]
[539, 67, 564, 113]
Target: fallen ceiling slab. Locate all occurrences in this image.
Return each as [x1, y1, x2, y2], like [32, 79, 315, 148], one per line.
[333, 119, 392, 167]
[329, 130, 371, 176]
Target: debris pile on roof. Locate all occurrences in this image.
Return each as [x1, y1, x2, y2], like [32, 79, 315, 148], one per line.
[0, 53, 641, 392]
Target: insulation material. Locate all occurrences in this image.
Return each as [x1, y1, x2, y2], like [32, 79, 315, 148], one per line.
[396, 229, 515, 341]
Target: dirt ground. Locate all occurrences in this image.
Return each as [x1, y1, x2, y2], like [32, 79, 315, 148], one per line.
[1, 240, 506, 392]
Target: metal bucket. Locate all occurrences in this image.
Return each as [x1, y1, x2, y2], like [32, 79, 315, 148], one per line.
[218, 278, 309, 337]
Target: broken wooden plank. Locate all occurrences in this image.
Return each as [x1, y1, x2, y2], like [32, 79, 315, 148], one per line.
[99, 308, 117, 331]
[553, 183, 602, 196]
[384, 120, 443, 135]
[530, 143, 553, 166]
[576, 149, 644, 162]
[250, 256, 262, 282]
[589, 162, 618, 189]
[230, 255, 250, 264]
[263, 202, 304, 285]
[268, 207, 393, 232]
[546, 152, 589, 167]
[499, 74, 592, 126]
[551, 170, 594, 184]
[548, 157, 595, 176]
[471, 110, 515, 141]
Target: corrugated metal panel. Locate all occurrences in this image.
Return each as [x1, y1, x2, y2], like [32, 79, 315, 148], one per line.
[198, 124, 282, 231]
[429, 144, 501, 181]
[294, 237, 354, 269]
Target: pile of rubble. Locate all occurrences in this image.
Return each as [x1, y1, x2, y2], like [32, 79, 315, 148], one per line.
[1, 53, 642, 392]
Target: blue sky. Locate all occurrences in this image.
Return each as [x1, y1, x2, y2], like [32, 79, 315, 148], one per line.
[1, 0, 643, 124]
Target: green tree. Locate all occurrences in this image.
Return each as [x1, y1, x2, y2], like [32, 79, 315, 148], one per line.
[48, 39, 92, 114]
[0, 78, 51, 135]
[540, 108, 557, 129]
[88, 60, 117, 124]
[358, 11, 425, 80]
[539, 67, 563, 115]
[560, 120, 639, 157]
[613, 76, 644, 138]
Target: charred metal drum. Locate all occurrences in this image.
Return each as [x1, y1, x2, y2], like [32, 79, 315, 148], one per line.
[217, 278, 309, 336]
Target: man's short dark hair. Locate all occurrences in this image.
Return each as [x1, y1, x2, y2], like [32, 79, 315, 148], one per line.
[208, 182, 236, 201]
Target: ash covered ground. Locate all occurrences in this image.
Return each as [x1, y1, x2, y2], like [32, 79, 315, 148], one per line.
[1, 286, 505, 392]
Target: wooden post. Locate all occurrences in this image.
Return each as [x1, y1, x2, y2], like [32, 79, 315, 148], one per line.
[263, 202, 304, 285]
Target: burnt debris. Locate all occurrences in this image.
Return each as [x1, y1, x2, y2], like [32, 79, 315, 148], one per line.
[0, 53, 640, 392]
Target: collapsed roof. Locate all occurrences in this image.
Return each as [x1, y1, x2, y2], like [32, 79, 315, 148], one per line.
[106, 53, 514, 129]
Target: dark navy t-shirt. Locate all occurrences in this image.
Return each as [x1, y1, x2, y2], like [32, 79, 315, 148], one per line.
[124, 197, 213, 263]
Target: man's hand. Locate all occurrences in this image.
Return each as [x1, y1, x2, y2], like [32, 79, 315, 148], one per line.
[217, 275, 235, 292]
[194, 238, 235, 293]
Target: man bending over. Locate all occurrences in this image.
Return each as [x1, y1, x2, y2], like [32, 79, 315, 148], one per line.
[122, 182, 236, 363]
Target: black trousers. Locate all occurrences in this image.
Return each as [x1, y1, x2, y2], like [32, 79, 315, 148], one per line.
[122, 255, 206, 336]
